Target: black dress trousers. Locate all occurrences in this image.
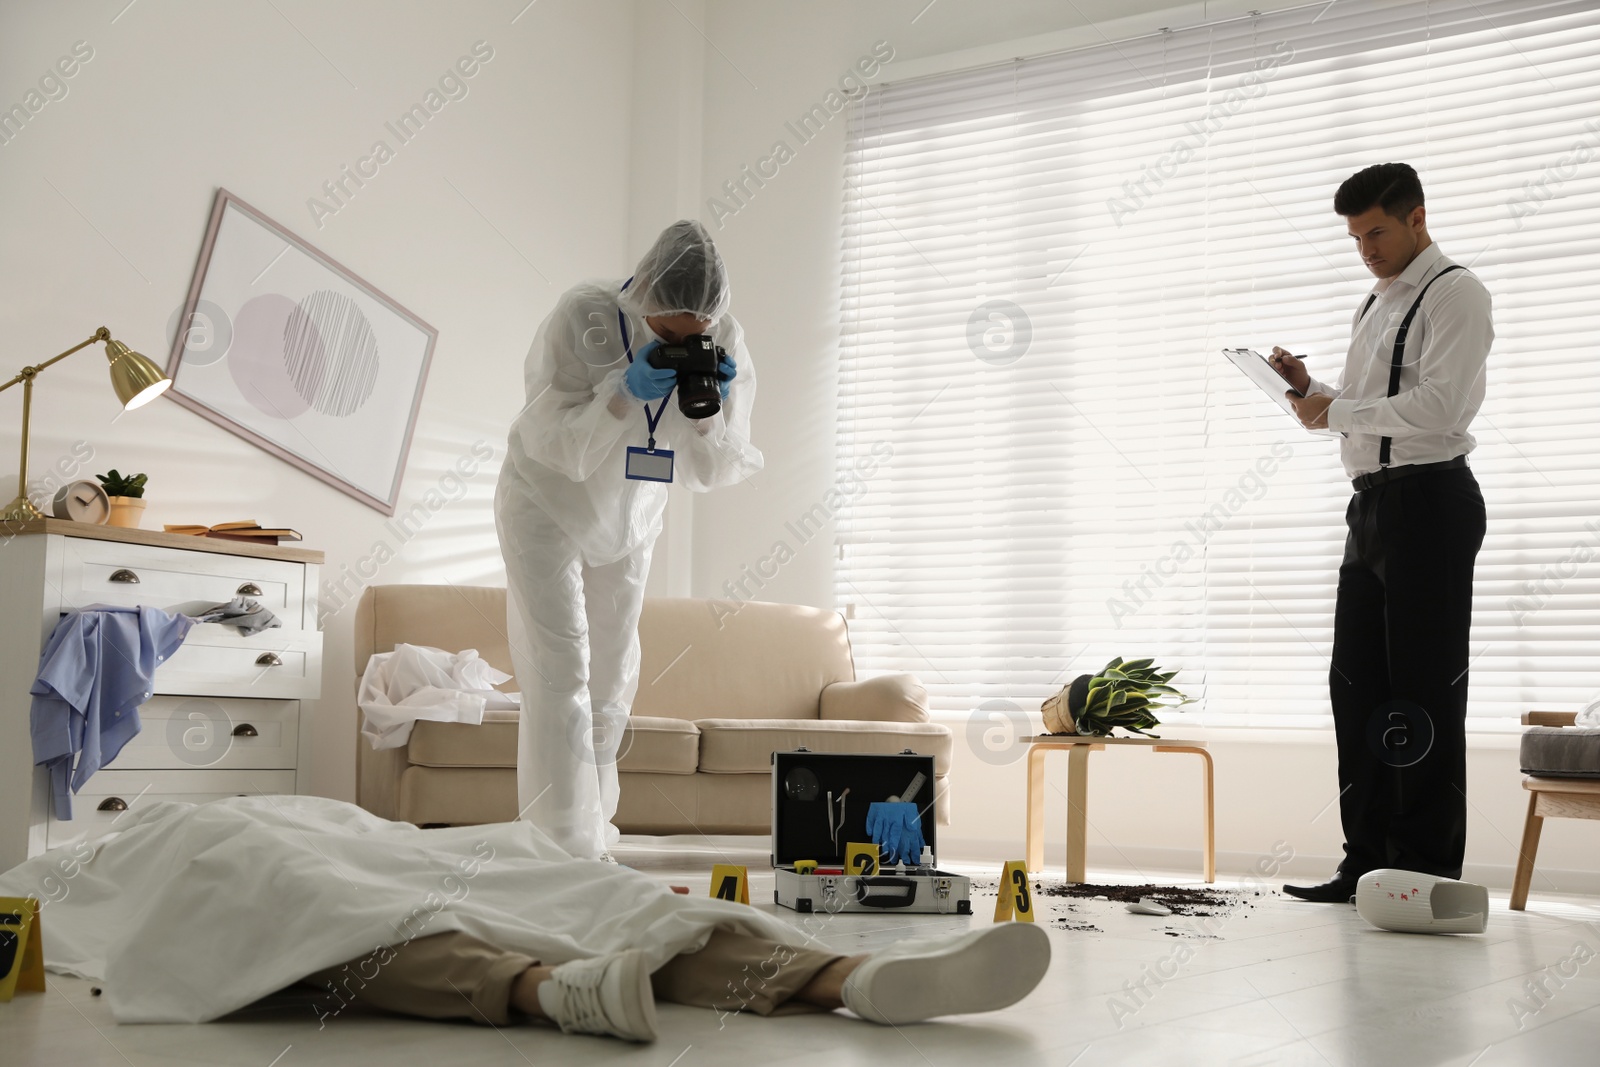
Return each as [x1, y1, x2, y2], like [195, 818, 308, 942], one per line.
[1328, 465, 1486, 880]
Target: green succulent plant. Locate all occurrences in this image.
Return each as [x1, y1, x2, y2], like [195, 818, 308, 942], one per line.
[1041, 656, 1192, 738]
[96, 469, 148, 499]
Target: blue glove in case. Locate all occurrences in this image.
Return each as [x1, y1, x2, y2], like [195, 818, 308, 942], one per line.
[771, 751, 971, 915]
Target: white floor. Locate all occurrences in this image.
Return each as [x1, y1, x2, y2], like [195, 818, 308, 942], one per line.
[7, 840, 1599, 1067]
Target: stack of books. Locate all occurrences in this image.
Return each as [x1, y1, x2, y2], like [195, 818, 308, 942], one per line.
[163, 521, 304, 546]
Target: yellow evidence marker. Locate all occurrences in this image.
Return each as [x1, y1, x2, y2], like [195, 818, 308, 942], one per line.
[846, 842, 880, 877]
[0, 897, 46, 1002]
[710, 864, 751, 904]
[993, 861, 1036, 923]
[793, 860, 818, 875]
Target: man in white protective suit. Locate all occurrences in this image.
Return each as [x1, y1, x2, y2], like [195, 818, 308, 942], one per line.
[495, 220, 762, 859]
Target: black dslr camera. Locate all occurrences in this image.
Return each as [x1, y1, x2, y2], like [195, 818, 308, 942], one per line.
[647, 334, 724, 419]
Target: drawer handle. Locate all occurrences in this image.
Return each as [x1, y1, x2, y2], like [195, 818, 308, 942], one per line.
[232, 723, 259, 737]
[255, 652, 283, 666]
[97, 797, 128, 812]
[237, 582, 263, 596]
[109, 568, 140, 584]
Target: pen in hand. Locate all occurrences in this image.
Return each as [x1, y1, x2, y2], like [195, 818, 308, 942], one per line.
[1269, 346, 1311, 396]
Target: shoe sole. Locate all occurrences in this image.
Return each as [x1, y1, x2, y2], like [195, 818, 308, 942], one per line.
[850, 923, 1051, 1024]
[1281, 885, 1358, 904]
[615, 949, 659, 1043]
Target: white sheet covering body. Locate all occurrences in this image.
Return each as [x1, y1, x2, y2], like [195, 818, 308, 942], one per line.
[358, 642, 520, 750]
[0, 795, 806, 1023]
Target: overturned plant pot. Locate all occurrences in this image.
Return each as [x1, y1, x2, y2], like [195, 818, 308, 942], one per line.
[1041, 674, 1092, 734]
[1040, 657, 1189, 738]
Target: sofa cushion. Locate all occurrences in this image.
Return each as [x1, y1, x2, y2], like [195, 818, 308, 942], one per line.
[695, 718, 952, 775]
[636, 598, 855, 722]
[398, 766, 951, 831]
[620, 717, 700, 775]
[408, 709, 519, 768]
[1521, 726, 1600, 778]
[407, 712, 699, 775]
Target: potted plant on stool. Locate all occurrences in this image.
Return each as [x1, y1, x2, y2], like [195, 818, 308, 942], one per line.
[1041, 657, 1191, 738]
[97, 469, 148, 529]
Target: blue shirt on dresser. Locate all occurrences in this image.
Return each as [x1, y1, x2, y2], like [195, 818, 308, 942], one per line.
[29, 604, 196, 819]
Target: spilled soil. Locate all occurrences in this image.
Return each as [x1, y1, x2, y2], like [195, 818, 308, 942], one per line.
[1031, 881, 1240, 917]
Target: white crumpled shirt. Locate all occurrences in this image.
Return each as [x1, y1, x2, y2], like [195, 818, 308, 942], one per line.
[358, 643, 520, 750]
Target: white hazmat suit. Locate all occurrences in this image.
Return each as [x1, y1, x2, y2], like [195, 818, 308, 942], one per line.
[495, 221, 762, 858]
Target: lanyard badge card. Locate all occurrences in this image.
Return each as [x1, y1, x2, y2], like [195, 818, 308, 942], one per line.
[625, 442, 674, 482]
[619, 301, 675, 482]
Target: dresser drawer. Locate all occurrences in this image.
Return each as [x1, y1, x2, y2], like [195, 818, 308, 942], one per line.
[60, 538, 308, 629]
[154, 628, 322, 699]
[46, 768, 296, 849]
[106, 696, 299, 771]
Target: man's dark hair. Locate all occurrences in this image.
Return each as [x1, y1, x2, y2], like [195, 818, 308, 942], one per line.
[1334, 162, 1425, 220]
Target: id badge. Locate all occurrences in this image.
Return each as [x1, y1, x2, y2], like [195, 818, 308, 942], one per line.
[625, 446, 675, 483]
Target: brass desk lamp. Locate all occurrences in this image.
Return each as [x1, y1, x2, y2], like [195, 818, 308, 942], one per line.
[1, 326, 170, 521]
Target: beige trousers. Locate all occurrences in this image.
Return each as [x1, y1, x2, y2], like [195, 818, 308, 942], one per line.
[304, 928, 844, 1027]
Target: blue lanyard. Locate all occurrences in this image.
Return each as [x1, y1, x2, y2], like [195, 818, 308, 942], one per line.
[617, 280, 672, 449]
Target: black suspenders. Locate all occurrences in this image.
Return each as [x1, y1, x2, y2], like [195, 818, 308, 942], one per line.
[1372, 264, 1468, 467]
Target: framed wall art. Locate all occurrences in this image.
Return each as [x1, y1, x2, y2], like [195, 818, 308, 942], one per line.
[166, 188, 437, 515]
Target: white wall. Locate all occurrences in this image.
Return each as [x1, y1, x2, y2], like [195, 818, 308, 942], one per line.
[0, 0, 635, 801]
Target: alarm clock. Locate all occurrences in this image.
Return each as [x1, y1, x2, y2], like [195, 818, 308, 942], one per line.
[52, 480, 111, 525]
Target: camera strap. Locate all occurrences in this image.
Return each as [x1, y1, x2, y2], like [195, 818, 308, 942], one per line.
[617, 305, 674, 451]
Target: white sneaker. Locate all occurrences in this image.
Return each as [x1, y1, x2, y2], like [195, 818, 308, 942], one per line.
[841, 923, 1051, 1025]
[537, 949, 657, 1042]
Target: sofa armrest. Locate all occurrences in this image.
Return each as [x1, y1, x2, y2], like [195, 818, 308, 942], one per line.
[819, 673, 928, 723]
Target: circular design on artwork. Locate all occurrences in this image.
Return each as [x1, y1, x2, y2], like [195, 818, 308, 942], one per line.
[283, 289, 380, 417]
[229, 293, 311, 420]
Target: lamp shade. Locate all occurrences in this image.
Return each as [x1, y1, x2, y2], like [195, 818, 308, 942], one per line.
[105, 339, 171, 410]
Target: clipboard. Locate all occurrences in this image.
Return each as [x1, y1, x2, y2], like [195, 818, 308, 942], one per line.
[1222, 348, 1341, 438]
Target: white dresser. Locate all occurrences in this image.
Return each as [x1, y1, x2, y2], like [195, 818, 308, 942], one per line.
[0, 519, 323, 872]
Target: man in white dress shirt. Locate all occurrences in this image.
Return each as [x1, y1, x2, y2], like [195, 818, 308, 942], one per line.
[1269, 163, 1493, 902]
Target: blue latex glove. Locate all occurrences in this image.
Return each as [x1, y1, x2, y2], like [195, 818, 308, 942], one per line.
[716, 353, 737, 401]
[865, 802, 924, 866]
[624, 343, 675, 400]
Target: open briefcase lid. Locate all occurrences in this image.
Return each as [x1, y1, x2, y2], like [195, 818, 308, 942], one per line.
[770, 750, 937, 868]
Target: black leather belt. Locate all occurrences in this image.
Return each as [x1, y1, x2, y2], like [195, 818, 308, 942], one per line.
[1352, 455, 1467, 492]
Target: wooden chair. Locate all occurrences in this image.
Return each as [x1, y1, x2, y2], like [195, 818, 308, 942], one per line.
[1511, 710, 1600, 911]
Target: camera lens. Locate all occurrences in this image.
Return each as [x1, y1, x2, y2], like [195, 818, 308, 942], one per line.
[677, 374, 721, 419]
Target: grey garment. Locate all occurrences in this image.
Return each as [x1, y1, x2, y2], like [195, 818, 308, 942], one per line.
[190, 597, 281, 636]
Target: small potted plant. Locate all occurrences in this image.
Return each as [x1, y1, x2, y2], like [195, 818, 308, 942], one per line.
[1041, 656, 1192, 738]
[97, 469, 148, 529]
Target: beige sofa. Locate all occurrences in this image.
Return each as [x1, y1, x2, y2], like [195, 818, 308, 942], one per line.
[353, 586, 952, 834]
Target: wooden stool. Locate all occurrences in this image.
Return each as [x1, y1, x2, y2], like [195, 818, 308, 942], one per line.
[1511, 711, 1600, 911]
[1025, 734, 1214, 883]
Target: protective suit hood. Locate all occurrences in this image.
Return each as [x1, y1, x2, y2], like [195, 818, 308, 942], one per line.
[619, 219, 731, 325]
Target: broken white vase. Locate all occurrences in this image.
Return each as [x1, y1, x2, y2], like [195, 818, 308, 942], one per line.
[1355, 869, 1488, 935]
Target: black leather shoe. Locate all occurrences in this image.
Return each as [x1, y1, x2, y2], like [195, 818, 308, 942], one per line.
[1282, 878, 1359, 903]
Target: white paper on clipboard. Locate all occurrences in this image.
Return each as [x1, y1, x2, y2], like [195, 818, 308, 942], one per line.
[1222, 348, 1341, 438]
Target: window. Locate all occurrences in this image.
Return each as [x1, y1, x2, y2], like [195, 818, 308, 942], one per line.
[837, 0, 1600, 728]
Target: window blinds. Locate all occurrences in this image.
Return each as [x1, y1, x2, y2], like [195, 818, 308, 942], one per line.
[837, 0, 1600, 729]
